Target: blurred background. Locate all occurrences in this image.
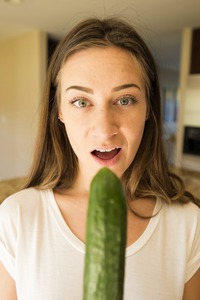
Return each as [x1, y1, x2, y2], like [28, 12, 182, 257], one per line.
[0, 0, 200, 201]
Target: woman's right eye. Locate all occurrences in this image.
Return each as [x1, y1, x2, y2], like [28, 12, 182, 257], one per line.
[71, 98, 89, 108]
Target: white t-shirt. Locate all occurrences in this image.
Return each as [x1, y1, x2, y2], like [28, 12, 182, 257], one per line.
[0, 188, 200, 300]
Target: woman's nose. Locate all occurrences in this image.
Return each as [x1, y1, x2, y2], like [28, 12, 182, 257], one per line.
[91, 108, 118, 140]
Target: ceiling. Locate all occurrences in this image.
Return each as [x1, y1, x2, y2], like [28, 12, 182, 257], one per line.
[0, 0, 200, 70]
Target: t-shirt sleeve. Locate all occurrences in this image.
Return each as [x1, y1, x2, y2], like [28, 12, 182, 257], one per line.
[0, 196, 18, 279]
[185, 204, 200, 282]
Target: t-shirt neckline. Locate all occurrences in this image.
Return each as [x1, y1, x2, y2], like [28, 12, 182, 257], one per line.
[46, 189, 162, 256]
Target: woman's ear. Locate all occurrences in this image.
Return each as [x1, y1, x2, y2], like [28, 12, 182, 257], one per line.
[58, 112, 64, 123]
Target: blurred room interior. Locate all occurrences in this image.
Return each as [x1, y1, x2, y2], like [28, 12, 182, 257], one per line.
[0, 0, 200, 202]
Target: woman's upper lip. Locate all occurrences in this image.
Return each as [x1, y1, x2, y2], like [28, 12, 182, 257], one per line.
[90, 146, 121, 153]
[94, 147, 119, 152]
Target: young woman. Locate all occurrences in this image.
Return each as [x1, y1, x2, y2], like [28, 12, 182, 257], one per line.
[0, 17, 200, 300]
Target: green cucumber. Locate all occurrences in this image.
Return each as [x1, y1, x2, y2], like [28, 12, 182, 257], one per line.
[83, 167, 127, 300]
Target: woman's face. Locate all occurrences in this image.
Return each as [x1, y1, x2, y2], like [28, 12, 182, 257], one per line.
[59, 46, 148, 188]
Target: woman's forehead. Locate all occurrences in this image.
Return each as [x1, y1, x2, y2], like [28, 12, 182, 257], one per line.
[60, 47, 145, 81]
[57, 46, 149, 100]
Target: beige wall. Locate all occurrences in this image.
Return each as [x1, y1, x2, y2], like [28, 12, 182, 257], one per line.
[176, 28, 200, 172]
[0, 31, 46, 180]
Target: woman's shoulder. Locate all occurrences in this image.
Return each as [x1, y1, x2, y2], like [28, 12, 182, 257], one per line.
[164, 200, 199, 214]
[0, 188, 50, 220]
[162, 201, 200, 232]
[1, 187, 42, 205]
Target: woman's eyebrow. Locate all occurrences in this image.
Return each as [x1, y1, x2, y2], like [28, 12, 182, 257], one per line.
[112, 83, 141, 92]
[65, 85, 93, 94]
[65, 83, 141, 94]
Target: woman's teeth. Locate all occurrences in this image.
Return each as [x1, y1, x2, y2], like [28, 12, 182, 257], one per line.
[92, 148, 120, 160]
[95, 148, 117, 152]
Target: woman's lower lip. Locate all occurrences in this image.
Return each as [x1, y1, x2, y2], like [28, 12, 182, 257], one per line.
[91, 149, 121, 166]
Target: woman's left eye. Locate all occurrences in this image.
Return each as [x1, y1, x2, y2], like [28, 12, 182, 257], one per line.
[117, 96, 137, 106]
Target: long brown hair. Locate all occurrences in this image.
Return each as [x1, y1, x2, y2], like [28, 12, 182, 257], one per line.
[25, 17, 199, 207]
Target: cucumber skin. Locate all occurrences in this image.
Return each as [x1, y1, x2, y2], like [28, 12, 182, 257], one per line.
[83, 167, 127, 300]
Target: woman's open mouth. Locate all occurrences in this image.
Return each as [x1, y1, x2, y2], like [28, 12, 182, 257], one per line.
[91, 147, 121, 165]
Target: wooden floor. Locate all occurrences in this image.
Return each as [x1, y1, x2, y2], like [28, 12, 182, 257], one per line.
[0, 167, 200, 204]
